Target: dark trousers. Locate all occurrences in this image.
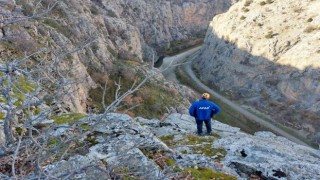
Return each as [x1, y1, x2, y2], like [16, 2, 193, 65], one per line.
[196, 119, 212, 135]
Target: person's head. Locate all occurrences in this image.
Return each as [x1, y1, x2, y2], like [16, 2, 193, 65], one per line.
[201, 93, 210, 100]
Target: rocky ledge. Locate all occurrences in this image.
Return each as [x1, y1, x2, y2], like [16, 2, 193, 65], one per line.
[1, 113, 319, 179]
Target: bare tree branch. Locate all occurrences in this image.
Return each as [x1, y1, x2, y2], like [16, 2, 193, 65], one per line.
[0, 0, 61, 26]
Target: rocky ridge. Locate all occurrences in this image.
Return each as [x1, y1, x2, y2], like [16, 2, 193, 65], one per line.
[194, 0, 320, 144]
[2, 113, 319, 179]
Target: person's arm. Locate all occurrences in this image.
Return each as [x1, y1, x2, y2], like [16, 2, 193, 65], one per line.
[189, 102, 196, 117]
[213, 104, 220, 115]
[211, 103, 221, 116]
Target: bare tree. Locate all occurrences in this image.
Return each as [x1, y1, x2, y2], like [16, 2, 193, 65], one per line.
[0, 0, 183, 178]
[0, 0, 61, 26]
[0, 0, 103, 178]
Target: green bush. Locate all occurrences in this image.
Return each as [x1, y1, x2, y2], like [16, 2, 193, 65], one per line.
[240, 16, 246, 20]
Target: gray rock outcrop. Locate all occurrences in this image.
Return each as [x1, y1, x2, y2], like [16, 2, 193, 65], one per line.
[43, 155, 108, 180]
[214, 130, 320, 179]
[195, 0, 320, 144]
[2, 112, 313, 179]
[158, 114, 320, 179]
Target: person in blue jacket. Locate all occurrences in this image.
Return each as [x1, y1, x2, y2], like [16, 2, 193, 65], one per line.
[189, 93, 221, 136]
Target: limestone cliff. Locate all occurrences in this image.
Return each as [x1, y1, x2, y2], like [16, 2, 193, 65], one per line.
[0, 0, 234, 114]
[195, 0, 320, 144]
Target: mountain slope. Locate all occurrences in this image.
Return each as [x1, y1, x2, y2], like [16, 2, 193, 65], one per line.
[0, 0, 235, 115]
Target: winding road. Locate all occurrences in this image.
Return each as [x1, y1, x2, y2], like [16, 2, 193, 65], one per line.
[161, 46, 310, 147]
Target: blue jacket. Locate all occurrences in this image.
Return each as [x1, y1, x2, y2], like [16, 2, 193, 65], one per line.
[189, 99, 221, 121]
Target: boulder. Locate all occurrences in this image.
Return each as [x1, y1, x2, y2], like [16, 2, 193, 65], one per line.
[43, 155, 108, 179]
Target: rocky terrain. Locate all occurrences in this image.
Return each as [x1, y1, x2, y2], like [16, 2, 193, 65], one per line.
[2, 113, 319, 179]
[194, 0, 320, 145]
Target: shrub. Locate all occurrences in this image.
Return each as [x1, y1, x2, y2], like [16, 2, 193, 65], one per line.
[293, 7, 304, 14]
[107, 46, 118, 58]
[260, 1, 266, 6]
[307, 18, 313, 22]
[266, 0, 274, 4]
[244, 0, 253, 6]
[0, 112, 5, 119]
[43, 19, 73, 37]
[304, 26, 319, 33]
[265, 31, 274, 39]
[90, 5, 100, 15]
[243, 8, 250, 12]
[16, 1, 33, 16]
[240, 16, 246, 20]
[90, 72, 109, 85]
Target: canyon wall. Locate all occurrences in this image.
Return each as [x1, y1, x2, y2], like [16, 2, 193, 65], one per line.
[0, 0, 235, 114]
[195, 0, 320, 143]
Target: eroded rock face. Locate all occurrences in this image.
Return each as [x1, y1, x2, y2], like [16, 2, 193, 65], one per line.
[195, 0, 320, 143]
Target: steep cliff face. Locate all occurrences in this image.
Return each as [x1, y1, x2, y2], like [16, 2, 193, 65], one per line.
[0, 0, 235, 114]
[96, 0, 235, 59]
[195, 0, 320, 143]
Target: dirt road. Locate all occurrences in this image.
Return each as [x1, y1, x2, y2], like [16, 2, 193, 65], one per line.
[160, 47, 201, 82]
[162, 46, 310, 147]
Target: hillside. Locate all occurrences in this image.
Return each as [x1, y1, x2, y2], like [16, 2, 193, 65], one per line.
[194, 0, 320, 145]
